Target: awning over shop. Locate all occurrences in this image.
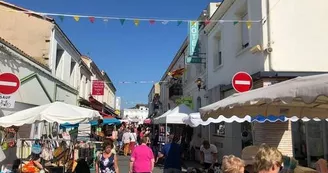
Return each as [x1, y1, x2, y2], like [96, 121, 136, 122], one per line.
[200, 73, 328, 121]
[183, 113, 288, 127]
[153, 104, 194, 124]
[90, 116, 121, 126]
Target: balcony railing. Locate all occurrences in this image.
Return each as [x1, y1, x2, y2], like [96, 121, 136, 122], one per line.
[169, 83, 183, 100]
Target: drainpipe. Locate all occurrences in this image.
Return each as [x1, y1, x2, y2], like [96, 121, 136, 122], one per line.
[266, 0, 275, 71]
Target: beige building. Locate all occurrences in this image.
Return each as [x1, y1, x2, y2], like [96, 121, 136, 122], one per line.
[0, 1, 81, 105]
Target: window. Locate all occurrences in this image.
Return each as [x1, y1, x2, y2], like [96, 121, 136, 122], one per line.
[55, 45, 64, 71]
[213, 36, 222, 69]
[241, 13, 250, 49]
[196, 97, 201, 110]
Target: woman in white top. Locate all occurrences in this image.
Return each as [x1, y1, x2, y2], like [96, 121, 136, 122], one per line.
[129, 128, 137, 154]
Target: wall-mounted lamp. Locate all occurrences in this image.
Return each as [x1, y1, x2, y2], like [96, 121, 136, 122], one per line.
[195, 78, 206, 91]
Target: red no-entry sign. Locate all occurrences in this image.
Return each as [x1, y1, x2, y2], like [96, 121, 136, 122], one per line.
[232, 72, 253, 93]
[0, 73, 20, 95]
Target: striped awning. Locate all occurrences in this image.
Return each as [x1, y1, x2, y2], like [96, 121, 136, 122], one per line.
[200, 74, 328, 121]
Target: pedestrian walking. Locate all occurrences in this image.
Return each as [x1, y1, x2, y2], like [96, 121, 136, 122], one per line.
[130, 128, 137, 154]
[122, 128, 131, 156]
[95, 139, 120, 173]
[157, 134, 182, 173]
[129, 137, 154, 173]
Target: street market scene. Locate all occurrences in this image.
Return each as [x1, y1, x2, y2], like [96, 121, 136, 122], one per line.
[0, 0, 328, 172]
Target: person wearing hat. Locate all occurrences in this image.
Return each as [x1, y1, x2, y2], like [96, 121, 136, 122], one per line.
[241, 144, 317, 173]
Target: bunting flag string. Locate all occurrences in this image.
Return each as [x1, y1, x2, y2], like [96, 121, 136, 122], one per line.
[7, 10, 262, 26]
[90, 80, 168, 84]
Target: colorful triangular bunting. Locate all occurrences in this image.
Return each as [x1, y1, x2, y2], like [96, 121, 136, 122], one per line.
[58, 16, 64, 22]
[134, 19, 140, 26]
[177, 21, 182, 26]
[149, 19, 155, 25]
[89, 17, 95, 23]
[119, 19, 125, 25]
[233, 21, 238, 25]
[161, 21, 169, 25]
[246, 20, 252, 29]
[73, 16, 80, 22]
[103, 18, 109, 23]
[204, 19, 210, 25]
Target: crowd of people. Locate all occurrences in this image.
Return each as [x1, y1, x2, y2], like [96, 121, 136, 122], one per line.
[93, 123, 317, 173]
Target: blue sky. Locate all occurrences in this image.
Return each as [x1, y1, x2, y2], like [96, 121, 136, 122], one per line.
[6, 0, 216, 108]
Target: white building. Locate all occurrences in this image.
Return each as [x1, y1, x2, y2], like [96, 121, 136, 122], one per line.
[81, 56, 117, 116]
[0, 37, 81, 164]
[123, 104, 149, 124]
[204, 0, 328, 166]
[0, 1, 81, 107]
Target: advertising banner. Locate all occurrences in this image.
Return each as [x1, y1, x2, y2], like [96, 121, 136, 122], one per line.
[187, 21, 200, 63]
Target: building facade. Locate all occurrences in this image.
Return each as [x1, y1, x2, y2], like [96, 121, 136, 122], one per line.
[204, 0, 328, 167]
[81, 56, 117, 116]
[123, 104, 149, 124]
[0, 1, 81, 106]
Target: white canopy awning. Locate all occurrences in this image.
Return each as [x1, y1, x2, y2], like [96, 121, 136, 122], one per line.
[183, 113, 253, 127]
[153, 104, 194, 124]
[200, 73, 328, 121]
[0, 102, 102, 127]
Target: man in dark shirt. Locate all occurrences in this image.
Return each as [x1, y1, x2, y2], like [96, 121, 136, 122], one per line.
[157, 134, 182, 173]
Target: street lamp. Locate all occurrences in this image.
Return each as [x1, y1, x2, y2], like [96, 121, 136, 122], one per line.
[196, 78, 205, 91]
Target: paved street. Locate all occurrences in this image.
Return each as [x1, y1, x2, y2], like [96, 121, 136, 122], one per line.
[117, 155, 164, 173]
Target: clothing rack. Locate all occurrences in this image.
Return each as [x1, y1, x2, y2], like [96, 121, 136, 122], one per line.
[18, 138, 73, 173]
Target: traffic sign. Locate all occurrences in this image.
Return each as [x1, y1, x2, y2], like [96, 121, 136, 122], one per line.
[0, 73, 20, 95]
[232, 72, 253, 93]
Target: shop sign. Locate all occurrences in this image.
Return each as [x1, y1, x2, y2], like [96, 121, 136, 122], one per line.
[187, 21, 200, 63]
[114, 110, 120, 115]
[92, 80, 104, 95]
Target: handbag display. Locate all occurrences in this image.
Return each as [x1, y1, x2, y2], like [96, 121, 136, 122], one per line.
[32, 142, 42, 154]
[16, 140, 31, 159]
[40, 142, 53, 161]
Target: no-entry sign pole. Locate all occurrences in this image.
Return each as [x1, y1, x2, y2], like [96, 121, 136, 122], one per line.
[232, 72, 253, 93]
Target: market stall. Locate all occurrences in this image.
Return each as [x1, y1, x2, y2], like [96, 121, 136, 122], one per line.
[199, 73, 328, 168]
[153, 104, 194, 144]
[0, 102, 102, 173]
